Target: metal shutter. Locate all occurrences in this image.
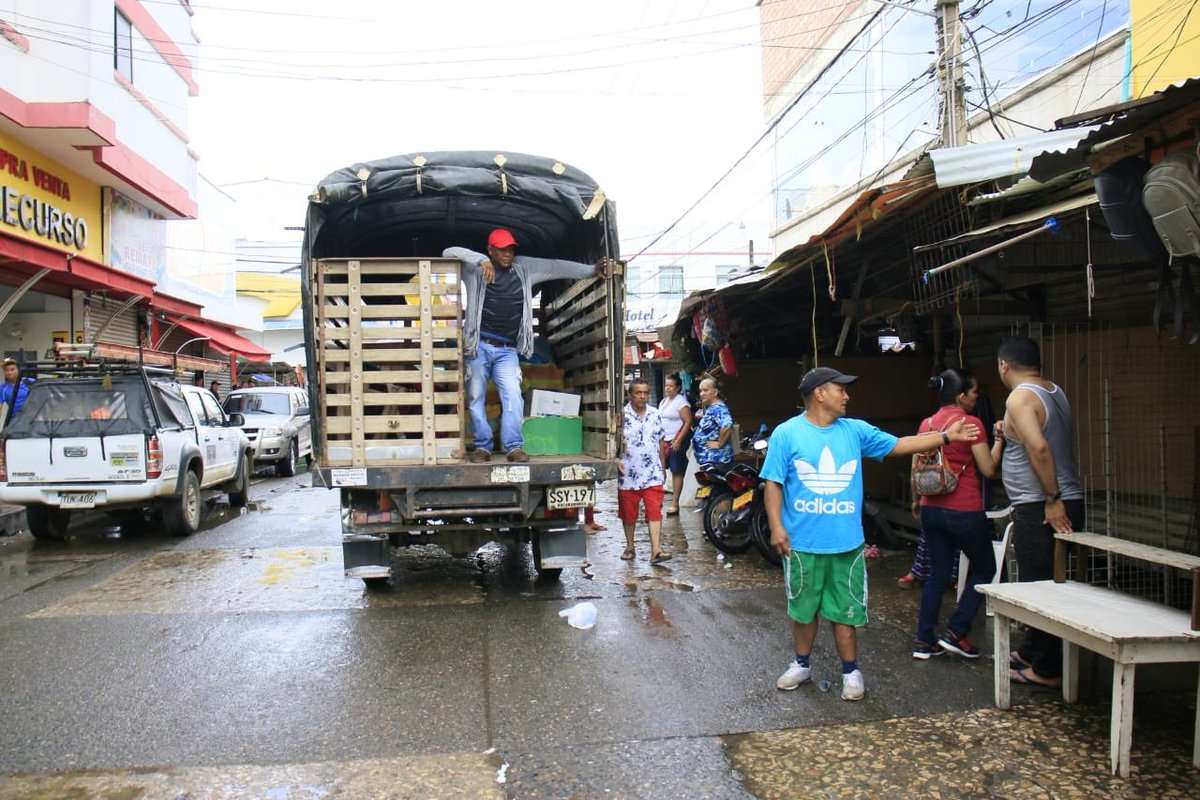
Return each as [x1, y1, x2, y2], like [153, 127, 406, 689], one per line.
[85, 295, 142, 347]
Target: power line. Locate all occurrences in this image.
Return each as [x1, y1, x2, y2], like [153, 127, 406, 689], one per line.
[1, 5, 875, 76]
[628, 3, 890, 265]
[1137, 0, 1200, 98]
[13, 14, 880, 86]
[1071, 0, 1108, 114]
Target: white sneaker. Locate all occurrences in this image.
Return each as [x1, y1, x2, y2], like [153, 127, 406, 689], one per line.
[776, 660, 811, 691]
[841, 669, 865, 701]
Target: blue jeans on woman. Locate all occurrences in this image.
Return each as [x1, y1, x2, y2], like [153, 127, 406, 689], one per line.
[916, 506, 996, 645]
[467, 340, 523, 453]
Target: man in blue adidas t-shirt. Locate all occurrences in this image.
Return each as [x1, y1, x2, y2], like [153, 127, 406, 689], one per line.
[761, 367, 978, 701]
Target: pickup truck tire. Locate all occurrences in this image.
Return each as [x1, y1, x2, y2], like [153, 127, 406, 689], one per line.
[26, 505, 71, 540]
[163, 470, 202, 537]
[229, 453, 251, 508]
[277, 440, 298, 477]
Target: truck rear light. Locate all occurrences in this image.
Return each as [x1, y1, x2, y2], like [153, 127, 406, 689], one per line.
[146, 436, 162, 479]
[0, 442, 6, 482]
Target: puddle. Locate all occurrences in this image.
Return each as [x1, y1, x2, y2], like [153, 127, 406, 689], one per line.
[630, 595, 673, 627]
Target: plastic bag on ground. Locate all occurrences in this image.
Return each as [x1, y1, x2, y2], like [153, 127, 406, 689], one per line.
[558, 602, 598, 630]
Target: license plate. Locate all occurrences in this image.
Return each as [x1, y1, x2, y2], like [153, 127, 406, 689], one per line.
[695, 486, 712, 499]
[548, 484, 595, 510]
[59, 492, 98, 509]
[733, 490, 754, 510]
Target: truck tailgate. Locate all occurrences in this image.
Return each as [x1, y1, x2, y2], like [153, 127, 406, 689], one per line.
[5, 434, 147, 484]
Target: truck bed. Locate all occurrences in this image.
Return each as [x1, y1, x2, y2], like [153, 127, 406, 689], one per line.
[315, 453, 617, 491]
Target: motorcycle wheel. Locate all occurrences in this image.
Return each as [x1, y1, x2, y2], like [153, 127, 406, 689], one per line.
[701, 488, 754, 554]
[750, 503, 782, 567]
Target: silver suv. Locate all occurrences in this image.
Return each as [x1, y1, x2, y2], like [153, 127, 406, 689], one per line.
[224, 387, 312, 476]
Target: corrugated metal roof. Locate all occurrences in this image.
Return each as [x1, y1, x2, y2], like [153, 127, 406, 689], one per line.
[928, 128, 1100, 188]
[1028, 76, 1200, 181]
[919, 192, 1097, 250]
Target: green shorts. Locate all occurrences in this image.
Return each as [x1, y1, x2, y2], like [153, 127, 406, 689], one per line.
[783, 545, 868, 627]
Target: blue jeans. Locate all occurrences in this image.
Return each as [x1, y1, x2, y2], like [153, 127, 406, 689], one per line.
[916, 506, 996, 645]
[467, 340, 523, 453]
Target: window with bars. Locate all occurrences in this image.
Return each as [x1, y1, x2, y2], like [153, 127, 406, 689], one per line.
[114, 10, 133, 82]
[625, 264, 642, 296]
[658, 265, 683, 295]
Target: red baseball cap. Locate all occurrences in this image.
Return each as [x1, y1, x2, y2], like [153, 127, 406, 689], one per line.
[487, 228, 518, 249]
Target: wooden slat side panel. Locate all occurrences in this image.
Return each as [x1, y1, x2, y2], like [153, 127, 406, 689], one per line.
[324, 369, 460, 385]
[348, 260, 366, 467]
[544, 274, 617, 460]
[326, 415, 460, 435]
[324, 305, 459, 320]
[324, 347, 459, 363]
[315, 257, 467, 467]
[321, 326, 459, 341]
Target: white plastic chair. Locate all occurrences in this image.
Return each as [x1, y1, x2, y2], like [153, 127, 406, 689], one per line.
[956, 506, 1014, 616]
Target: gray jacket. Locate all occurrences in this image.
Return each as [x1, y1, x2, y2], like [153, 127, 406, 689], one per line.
[443, 247, 597, 359]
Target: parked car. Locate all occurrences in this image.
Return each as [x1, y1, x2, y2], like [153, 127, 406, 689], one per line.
[0, 364, 253, 539]
[224, 386, 312, 476]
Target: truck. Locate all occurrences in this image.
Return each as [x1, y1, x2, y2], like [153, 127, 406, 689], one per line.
[301, 152, 624, 585]
[0, 363, 253, 538]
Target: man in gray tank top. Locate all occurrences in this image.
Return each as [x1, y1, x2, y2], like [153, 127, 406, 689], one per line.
[997, 336, 1085, 689]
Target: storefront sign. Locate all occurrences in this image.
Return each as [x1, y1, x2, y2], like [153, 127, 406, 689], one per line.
[624, 297, 683, 332]
[108, 189, 166, 283]
[0, 131, 103, 262]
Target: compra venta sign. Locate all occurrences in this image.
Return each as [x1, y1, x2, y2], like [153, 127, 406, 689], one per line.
[0, 147, 90, 251]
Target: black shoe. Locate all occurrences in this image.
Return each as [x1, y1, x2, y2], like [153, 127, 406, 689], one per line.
[912, 641, 945, 660]
[938, 632, 981, 659]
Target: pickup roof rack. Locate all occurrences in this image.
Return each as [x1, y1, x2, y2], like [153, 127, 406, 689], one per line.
[17, 361, 180, 380]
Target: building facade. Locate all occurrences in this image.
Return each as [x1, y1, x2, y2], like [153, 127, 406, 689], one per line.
[0, 1, 267, 384]
[760, 0, 1134, 256]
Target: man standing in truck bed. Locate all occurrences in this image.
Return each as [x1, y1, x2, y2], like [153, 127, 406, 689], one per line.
[445, 229, 611, 463]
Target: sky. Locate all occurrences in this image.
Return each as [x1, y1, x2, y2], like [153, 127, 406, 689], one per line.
[187, 0, 772, 260]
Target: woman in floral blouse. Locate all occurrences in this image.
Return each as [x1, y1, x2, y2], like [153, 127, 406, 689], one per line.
[692, 377, 734, 466]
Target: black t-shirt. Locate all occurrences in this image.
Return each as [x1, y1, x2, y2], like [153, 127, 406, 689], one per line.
[480, 267, 524, 343]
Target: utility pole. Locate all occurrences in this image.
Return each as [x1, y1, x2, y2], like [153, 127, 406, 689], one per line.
[935, 0, 967, 148]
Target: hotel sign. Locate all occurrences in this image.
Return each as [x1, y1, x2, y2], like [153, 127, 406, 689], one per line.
[0, 131, 103, 262]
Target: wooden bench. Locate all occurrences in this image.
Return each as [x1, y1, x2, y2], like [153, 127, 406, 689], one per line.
[978, 532, 1200, 778]
[1053, 531, 1200, 630]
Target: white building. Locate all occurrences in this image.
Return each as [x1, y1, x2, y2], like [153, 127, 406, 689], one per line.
[760, 0, 1132, 256]
[0, 1, 269, 386]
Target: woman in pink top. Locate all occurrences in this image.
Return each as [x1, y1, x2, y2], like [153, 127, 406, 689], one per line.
[910, 369, 1005, 660]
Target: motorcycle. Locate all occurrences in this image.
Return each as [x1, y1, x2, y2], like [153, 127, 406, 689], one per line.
[751, 493, 896, 569]
[694, 426, 770, 554]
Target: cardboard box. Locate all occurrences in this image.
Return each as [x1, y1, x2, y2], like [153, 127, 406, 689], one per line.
[522, 416, 583, 455]
[529, 389, 581, 418]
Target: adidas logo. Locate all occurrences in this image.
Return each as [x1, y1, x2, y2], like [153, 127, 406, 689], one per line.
[794, 447, 857, 495]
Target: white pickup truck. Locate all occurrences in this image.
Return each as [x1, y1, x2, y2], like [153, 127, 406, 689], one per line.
[0, 365, 253, 539]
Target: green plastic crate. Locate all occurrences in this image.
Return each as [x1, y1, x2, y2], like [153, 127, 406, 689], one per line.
[522, 416, 583, 455]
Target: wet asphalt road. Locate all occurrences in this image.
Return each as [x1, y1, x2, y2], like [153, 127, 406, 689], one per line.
[0, 473, 1198, 799]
